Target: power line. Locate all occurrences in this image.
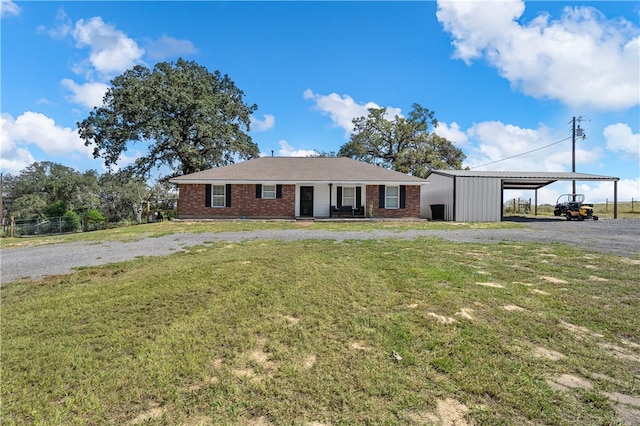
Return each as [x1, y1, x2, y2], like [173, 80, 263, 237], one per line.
[470, 136, 572, 169]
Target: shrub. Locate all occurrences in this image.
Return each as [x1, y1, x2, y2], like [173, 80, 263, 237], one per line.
[61, 210, 81, 232]
[85, 208, 105, 223]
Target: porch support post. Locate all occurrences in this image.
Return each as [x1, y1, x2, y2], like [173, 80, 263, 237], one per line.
[329, 183, 333, 218]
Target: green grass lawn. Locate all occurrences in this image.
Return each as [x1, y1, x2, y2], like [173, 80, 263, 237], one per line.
[2, 234, 639, 425]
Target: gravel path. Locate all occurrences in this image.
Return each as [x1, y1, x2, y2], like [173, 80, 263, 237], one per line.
[1, 218, 638, 284]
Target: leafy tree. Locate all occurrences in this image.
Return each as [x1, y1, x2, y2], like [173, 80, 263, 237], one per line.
[42, 200, 69, 218]
[309, 150, 338, 158]
[77, 58, 259, 180]
[97, 171, 150, 223]
[85, 208, 105, 223]
[2, 162, 99, 219]
[338, 103, 465, 178]
[61, 210, 81, 232]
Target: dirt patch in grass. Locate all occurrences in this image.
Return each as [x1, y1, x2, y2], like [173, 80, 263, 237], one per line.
[427, 312, 457, 324]
[475, 282, 504, 288]
[282, 314, 300, 325]
[531, 289, 550, 295]
[503, 305, 526, 312]
[437, 398, 471, 426]
[182, 415, 213, 425]
[597, 342, 640, 363]
[404, 398, 471, 426]
[547, 374, 593, 391]
[127, 403, 165, 425]
[548, 374, 640, 425]
[351, 341, 373, 351]
[560, 320, 604, 339]
[245, 416, 272, 425]
[539, 276, 568, 284]
[588, 275, 609, 282]
[533, 346, 565, 361]
[455, 308, 474, 320]
[303, 354, 317, 369]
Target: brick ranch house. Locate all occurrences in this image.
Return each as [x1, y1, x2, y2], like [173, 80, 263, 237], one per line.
[169, 157, 427, 219]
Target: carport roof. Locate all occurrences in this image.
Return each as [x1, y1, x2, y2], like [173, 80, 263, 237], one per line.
[427, 170, 619, 190]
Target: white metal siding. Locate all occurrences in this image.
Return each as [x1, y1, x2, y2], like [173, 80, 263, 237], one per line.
[421, 174, 454, 220]
[454, 177, 502, 222]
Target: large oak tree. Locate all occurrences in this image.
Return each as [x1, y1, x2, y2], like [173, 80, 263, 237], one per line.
[77, 58, 259, 180]
[338, 103, 465, 178]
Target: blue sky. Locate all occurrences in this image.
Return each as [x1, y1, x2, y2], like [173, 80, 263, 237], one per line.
[1, 0, 638, 204]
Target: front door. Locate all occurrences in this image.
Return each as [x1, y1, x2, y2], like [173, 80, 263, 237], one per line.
[299, 186, 314, 217]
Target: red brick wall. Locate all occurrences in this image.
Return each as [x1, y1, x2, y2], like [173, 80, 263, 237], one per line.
[177, 184, 296, 219]
[366, 185, 421, 218]
[178, 183, 421, 219]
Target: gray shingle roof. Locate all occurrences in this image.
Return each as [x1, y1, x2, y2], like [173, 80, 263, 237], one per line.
[169, 157, 427, 184]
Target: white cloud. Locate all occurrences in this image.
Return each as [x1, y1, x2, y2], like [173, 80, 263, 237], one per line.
[0, 116, 35, 174]
[260, 140, 318, 158]
[0, 112, 94, 160]
[464, 120, 602, 172]
[437, 0, 640, 110]
[72, 17, 145, 76]
[603, 123, 640, 160]
[303, 89, 402, 137]
[1, 0, 20, 17]
[433, 121, 469, 146]
[37, 9, 72, 38]
[144, 35, 197, 60]
[277, 140, 318, 157]
[250, 114, 275, 132]
[61, 79, 109, 109]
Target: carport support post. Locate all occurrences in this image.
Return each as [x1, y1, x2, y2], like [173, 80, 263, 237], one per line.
[614, 180, 618, 219]
[534, 190, 538, 216]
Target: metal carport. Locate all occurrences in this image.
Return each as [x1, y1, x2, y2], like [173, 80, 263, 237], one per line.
[422, 171, 620, 222]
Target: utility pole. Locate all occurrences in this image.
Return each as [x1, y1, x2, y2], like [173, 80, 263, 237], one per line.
[571, 116, 586, 195]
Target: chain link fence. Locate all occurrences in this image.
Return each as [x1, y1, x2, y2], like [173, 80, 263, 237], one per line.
[1, 216, 108, 238]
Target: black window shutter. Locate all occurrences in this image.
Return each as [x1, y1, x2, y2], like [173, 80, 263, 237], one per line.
[276, 184, 282, 199]
[356, 187, 362, 208]
[205, 184, 212, 207]
[379, 185, 385, 208]
[337, 186, 342, 207]
[400, 185, 406, 209]
[255, 184, 262, 198]
[225, 184, 232, 207]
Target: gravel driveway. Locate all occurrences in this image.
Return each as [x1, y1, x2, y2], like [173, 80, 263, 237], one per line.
[1, 218, 638, 284]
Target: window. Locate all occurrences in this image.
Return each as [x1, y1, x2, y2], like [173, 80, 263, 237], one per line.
[211, 185, 226, 207]
[385, 186, 399, 209]
[262, 184, 276, 199]
[342, 187, 355, 207]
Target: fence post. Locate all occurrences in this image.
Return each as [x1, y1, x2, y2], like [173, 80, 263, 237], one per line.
[10, 215, 14, 238]
[59, 217, 63, 234]
[632, 198, 635, 212]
